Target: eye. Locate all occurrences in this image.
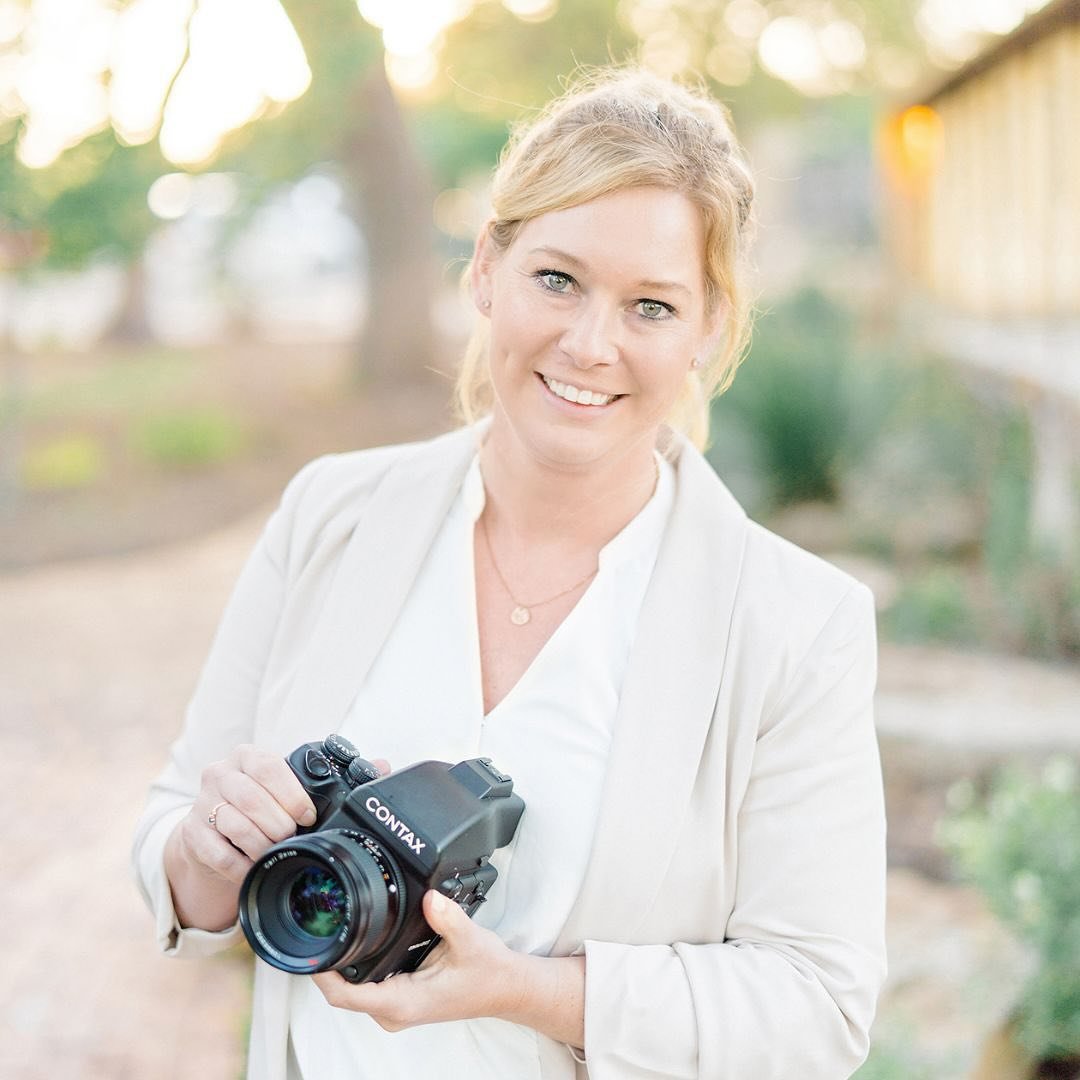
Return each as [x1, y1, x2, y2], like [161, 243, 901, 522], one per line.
[535, 269, 575, 294]
[636, 299, 674, 321]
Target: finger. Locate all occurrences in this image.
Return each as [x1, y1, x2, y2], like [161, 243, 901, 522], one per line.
[204, 799, 278, 863]
[216, 769, 302, 844]
[310, 970, 417, 1030]
[233, 744, 318, 826]
[372, 758, 392, 777]
[178, 809, 253, 886]
[422, 889, 473, 945]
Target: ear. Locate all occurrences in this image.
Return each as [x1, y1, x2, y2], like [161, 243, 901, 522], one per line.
[470, 222, 499, 316]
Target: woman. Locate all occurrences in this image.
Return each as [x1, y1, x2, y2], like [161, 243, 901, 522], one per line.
[134, 68, 886, 1079]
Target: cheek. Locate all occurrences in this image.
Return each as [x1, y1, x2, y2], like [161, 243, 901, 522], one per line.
[489, 294, 552, 361]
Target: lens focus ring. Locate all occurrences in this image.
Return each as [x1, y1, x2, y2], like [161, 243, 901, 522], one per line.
[239, 829, 402, 976]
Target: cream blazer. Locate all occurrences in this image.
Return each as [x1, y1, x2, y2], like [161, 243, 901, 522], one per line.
[133, 424, 887, 1080]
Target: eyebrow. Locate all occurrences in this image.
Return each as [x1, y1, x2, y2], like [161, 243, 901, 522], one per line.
[526, 246, 693, 298]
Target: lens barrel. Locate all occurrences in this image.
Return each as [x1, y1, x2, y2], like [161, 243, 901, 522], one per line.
[239, 830, 403, 975]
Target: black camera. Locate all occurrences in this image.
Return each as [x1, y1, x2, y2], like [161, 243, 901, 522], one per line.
[238, 734, 525, 984]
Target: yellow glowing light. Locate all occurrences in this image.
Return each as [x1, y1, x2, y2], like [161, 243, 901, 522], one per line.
[818, 19, 866, 72]
[915, 0, 1051, 64]
[502, 0, 558, 23]
[723, 0, 768, 42]
[147, 172, 194, 219]
[433, 186, 481, 240]
[159, 0, 310, 166]
[642, 29, 693, 80]
[359, 0, 474, 92]
[360, 0, 472, 57]
[757, 16, 831, 94]
[15, 0, 115, 168]
[386, 50, 439, 93]
[109, 0, 191, 146]
[12, 0, 309, 170]
[898, 104, 944, 175]
[705, 43, 752, 87]
[0, 1, 28, 45]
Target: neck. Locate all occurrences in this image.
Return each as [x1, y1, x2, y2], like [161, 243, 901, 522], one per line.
[478, 415, 660, 549]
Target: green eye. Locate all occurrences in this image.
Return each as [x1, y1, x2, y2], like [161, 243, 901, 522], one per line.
[538, 271, 572, 292]
[638, 300, 670, 319]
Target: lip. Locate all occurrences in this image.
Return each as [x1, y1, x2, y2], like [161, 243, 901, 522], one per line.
[537, 372, 622, 409]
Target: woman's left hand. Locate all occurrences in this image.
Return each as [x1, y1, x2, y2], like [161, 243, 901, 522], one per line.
[310, 890, 585, 1046]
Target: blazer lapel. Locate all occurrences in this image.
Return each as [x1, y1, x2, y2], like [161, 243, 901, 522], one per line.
[554, 441, 749, 952]
[273, 426, 481, 745]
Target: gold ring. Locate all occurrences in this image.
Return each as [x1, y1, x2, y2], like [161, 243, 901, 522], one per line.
[208, 801, 228, 829]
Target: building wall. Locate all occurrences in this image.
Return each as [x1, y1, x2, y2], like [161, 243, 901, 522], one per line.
[886, 17, 1080, 320]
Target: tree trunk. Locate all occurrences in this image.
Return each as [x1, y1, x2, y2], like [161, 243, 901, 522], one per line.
[342, 59, 436, 383]
[109, 257, 154, 344]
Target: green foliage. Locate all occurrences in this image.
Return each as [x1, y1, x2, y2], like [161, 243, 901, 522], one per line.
[709, 287, 895, 509]
[25, 351, 195, 420]
[984, 415, 1034, 585]
[130, 408, 248, 469]
[851, 1036, 939, 1080]
[998, 546, 1080, 661]
[883, 564, 979, 645]
[21, 434, 106, 491]
[1, 130, 171, 272]
[939, 760, 1080, 1059]
[436, 0, 634, 121]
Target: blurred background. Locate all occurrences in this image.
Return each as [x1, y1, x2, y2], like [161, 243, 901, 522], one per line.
[0, 0, 1077, 1077]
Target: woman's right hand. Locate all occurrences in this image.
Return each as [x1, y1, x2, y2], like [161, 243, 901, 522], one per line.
[164, 743, 318, 931]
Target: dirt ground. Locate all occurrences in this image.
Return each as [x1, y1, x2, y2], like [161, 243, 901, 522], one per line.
[2, 342, 1076, 1077]
[0, 349, 454, 1078]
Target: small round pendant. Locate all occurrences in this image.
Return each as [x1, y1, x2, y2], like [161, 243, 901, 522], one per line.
[510, 605, 531, 626]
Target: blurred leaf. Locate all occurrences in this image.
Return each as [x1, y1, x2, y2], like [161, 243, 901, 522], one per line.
[22, 434, 106, 491]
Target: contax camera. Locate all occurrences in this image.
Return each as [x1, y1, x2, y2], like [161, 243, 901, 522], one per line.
[239, 734, 525, 984]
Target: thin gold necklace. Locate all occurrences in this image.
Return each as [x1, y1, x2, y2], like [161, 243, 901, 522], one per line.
[479, 514, 598, 626]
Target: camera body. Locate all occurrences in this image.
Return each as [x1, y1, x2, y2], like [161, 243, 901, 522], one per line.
[239, 734, 525, 984]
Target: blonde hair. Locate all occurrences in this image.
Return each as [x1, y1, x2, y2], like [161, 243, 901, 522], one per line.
[454, 66, 756, 450]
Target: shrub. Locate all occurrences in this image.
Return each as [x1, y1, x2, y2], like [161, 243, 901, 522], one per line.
[938, 759, 1080, 1060]
[710, 287, 897, 509]
[22, 434, 106, 491]
[882, 564, 980, 645]
[131, 407, 248, 469]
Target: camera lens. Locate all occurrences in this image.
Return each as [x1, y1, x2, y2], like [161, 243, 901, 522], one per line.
[288, 866, 348, 938]
[239, 830, 404, 976]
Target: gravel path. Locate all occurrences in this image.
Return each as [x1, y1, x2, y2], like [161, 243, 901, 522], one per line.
[0, 515, 259, 1079]
[2, 506, 1077, 1078]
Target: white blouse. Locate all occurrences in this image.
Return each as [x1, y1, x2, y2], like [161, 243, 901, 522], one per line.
[287, 453, 674, 1079]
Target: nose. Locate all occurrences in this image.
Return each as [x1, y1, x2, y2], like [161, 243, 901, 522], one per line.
[559, 299, 620, 369]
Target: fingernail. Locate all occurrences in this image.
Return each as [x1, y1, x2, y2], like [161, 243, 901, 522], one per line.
[429, 890, 447, 915]
[300, 807, 317, 826]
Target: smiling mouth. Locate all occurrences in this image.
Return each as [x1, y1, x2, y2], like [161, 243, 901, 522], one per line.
[540, 374, 620, 407]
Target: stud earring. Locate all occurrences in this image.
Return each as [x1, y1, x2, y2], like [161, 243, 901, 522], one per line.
[482, 299, 492, 310]
[690, 356, 702, 370]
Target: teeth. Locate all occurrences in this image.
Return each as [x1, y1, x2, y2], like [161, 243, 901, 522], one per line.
[542, 376, 615, 406]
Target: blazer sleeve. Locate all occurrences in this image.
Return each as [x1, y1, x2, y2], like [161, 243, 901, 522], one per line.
[130, 456, 329, 959]
[581, 583, 886, 1079]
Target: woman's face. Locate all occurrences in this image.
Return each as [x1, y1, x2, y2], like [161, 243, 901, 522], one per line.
[473, 186, 717, 477]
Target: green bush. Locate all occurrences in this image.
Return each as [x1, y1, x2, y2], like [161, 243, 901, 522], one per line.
[938, 759, 1080, 1060]
[710, 287, 899, 509]
[22, 434, 106, 491]
[984, 414, 1034, 586]
[851, 1036, 940, 1080]
[131, 407, 248, 469]
[882, 564, 980, 645]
